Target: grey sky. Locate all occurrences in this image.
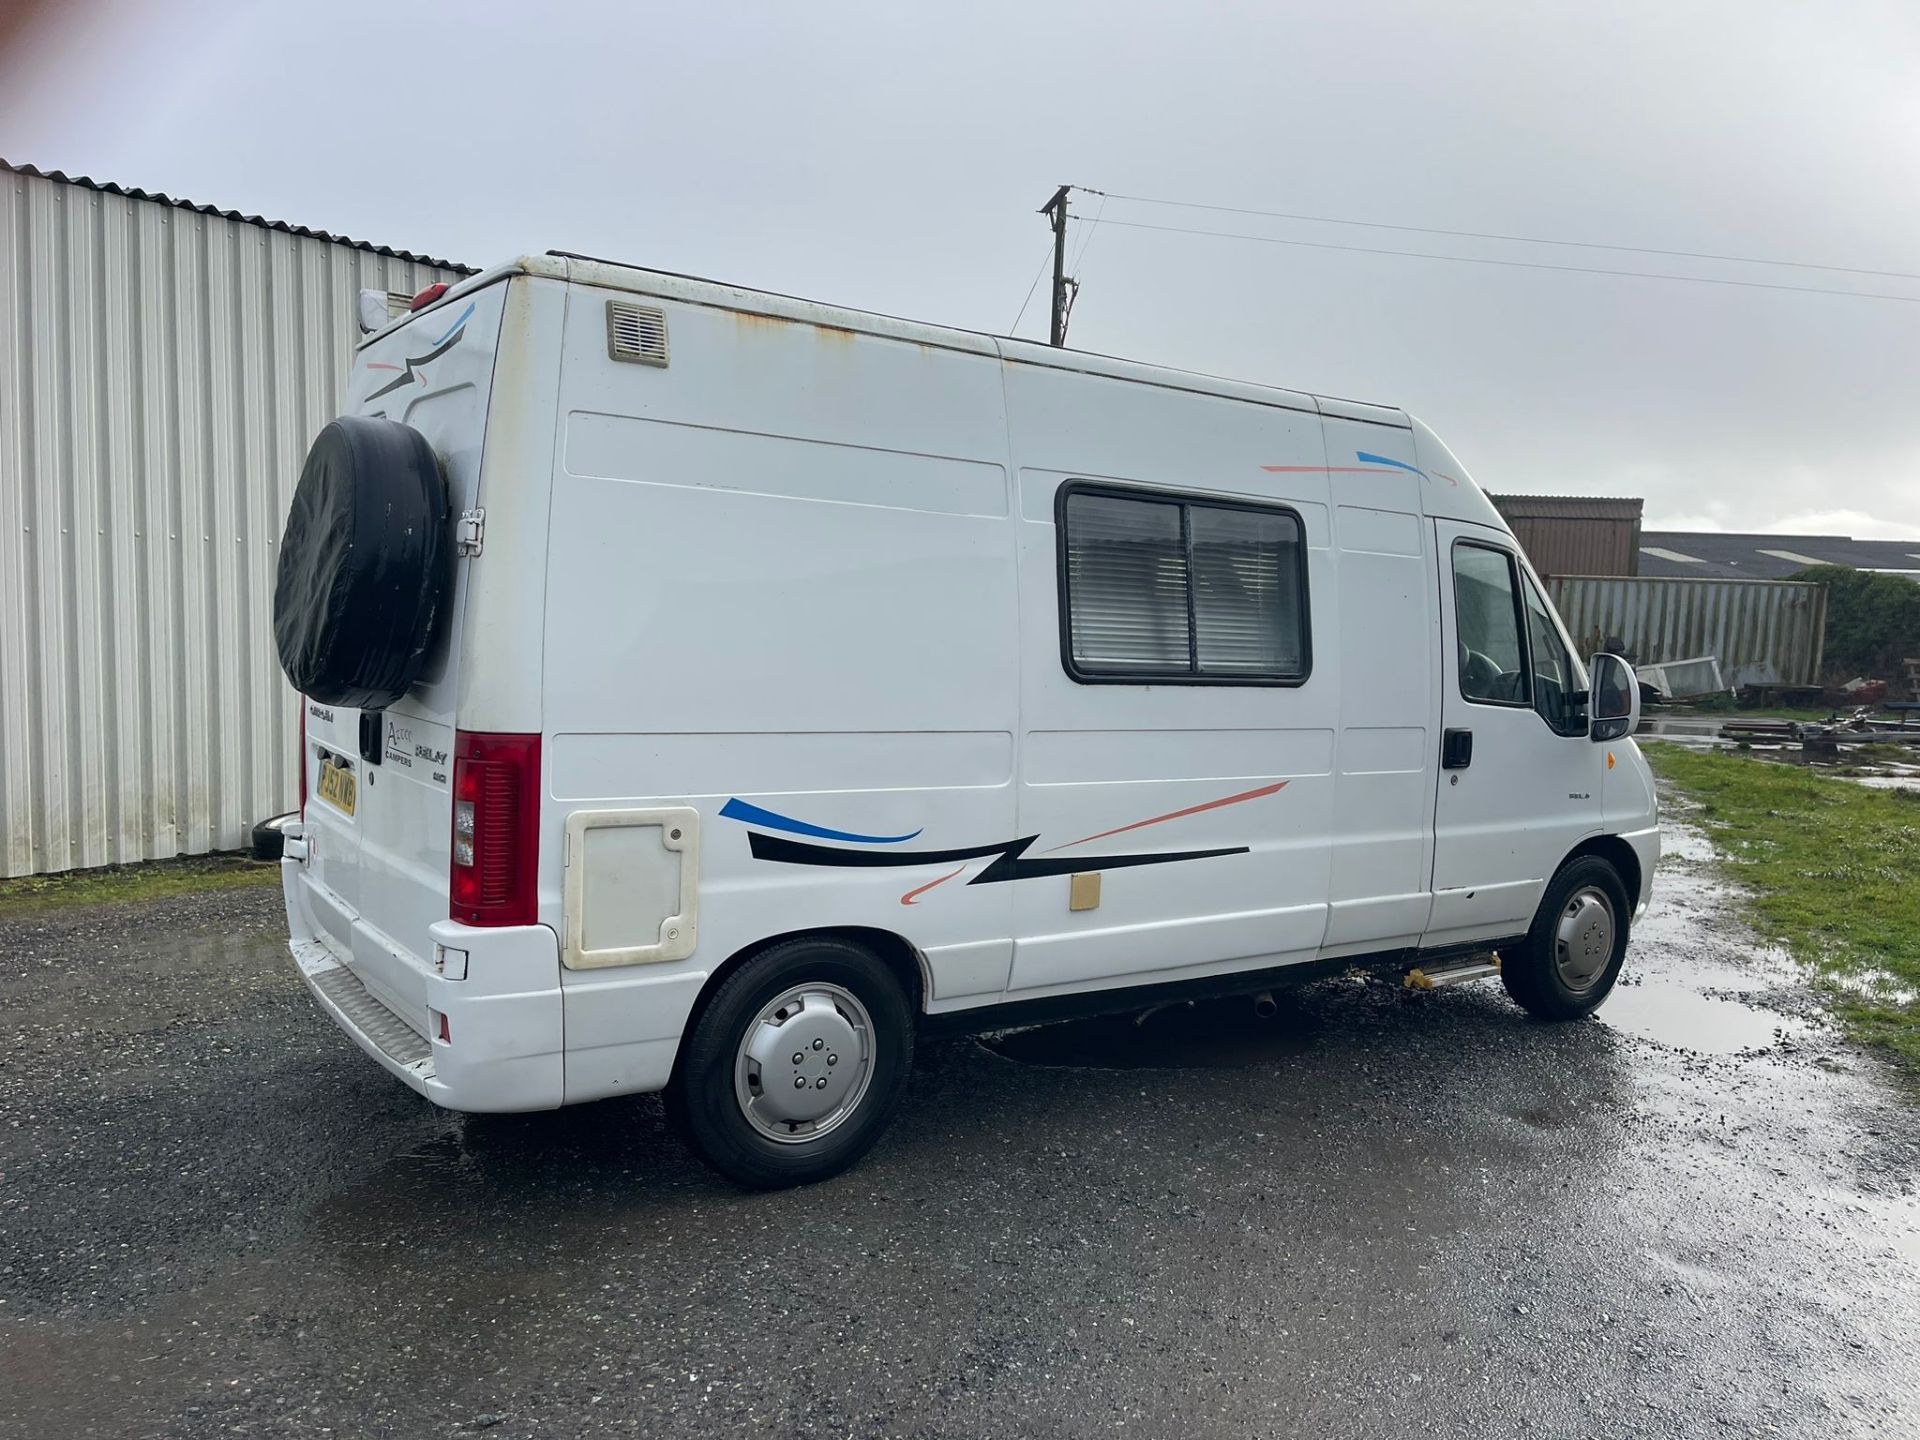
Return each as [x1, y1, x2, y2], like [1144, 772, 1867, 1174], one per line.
[6, 0, 1919, 536]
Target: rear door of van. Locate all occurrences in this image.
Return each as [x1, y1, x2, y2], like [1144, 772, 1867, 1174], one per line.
[297, 282, 508, 1026]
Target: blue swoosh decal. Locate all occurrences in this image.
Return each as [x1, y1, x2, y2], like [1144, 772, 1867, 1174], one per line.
[430, 301, 475, 346]
[720, 797, 922, 844]
[1356, 450, 1429, 481]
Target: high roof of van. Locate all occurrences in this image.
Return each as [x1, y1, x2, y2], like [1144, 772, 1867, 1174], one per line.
[396, 251, 1413, 431]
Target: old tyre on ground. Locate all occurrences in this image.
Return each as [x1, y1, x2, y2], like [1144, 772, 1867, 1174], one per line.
[251, 811, 296, 862]
[273, 416, 453, 711]
[667, 936, 914, 1189]
[1500, 855, 1632, 1021]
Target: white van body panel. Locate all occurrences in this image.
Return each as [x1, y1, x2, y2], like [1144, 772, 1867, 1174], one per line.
[281, 256, 1658, 1113]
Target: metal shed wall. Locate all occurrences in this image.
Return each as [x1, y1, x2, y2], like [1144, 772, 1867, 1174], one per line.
[1490, 495, 1643, 579]
[1546, 575, 1828, 689]
[0, 165, 467, 877]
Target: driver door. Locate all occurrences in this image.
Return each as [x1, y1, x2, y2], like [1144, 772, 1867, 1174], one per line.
[1425, 521, 1602, 948]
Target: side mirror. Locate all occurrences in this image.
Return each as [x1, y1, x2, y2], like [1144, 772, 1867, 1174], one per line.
[1589, 652, 1639, 742]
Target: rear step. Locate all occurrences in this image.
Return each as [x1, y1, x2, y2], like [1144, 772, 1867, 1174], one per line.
[1404, 955, 1502, 990]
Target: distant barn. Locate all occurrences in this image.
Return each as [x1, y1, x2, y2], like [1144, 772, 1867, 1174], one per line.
[1487, 494, 1643, 580]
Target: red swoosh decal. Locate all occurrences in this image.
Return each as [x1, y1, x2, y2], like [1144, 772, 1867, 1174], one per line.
[1045, 780, 1289, 853]
[900, 863, 967, 906]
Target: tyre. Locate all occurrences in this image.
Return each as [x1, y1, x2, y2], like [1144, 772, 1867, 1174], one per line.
[667, 937, 914, 1189]
[272, 416, 453, 710]
[251, 811, 297, 862]
[1500, 856, 1631, 1021]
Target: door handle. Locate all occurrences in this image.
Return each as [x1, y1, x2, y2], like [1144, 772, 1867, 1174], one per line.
[359, 711, 383, 765]
[1442, 728, 1474, 770]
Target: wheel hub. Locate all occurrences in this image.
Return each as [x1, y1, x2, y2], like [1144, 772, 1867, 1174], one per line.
[1554, 888, 1616, 992]
[734, 985, 874, 1143]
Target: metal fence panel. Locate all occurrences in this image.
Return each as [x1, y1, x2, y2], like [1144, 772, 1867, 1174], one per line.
[0, 168, 465, 876]
[1547, 575, 1828, 690]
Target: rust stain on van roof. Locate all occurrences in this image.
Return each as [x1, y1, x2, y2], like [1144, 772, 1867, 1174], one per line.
[729, 309, 860, 344]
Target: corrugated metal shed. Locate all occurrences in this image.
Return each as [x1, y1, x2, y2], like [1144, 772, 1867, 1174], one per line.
[0, 160, 470, 877]
[1547, 575, 1828, 689]
[1490, 493, 1643, 580]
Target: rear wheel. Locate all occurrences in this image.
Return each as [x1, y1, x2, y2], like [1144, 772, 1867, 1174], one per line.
[667, 937, 913, 1189]
[1500, 856, 1630, 1020]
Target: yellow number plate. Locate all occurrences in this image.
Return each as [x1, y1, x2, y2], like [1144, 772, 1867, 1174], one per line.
[315, 760, 357, 816]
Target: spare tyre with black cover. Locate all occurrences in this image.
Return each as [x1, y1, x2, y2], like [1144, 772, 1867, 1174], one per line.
[273, 416, 453, 710]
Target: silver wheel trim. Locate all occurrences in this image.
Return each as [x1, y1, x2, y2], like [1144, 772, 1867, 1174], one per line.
[733, 982, 876, 1145]
[1554, 886, 1617, 993]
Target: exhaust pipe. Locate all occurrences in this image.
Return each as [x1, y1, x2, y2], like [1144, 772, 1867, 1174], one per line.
[1252, 990, 1277, 1019]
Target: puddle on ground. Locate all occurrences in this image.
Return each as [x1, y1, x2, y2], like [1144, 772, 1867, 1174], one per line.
[1640, 717, 1731, 741]
[1826, 968, 1920, 1009]
[983, 995, 1325, 1069]
[1658, 825, 1718, 864]
[1598, 978, 1814, 1055]
[1849, 774, 1920, 792]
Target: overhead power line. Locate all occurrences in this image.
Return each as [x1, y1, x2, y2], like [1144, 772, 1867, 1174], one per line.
[1082, 214, 1920, 304]
[1009, 240, 1054, 335]
[1077, 186, 1920, 283]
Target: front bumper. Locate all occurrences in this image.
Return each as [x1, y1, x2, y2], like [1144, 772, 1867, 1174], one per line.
[1620, 824, 1661, 920]
[282, 847, 566, 1113]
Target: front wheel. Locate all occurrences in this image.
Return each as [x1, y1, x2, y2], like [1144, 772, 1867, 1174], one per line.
[1500, 856, 1631, 1020]
[666, 937, 913, 1188]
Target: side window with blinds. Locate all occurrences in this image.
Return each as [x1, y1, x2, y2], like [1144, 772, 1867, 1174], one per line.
[1057, 483, 1310, 685]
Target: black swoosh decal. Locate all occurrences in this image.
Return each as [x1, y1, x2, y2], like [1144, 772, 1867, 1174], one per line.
[365, 328, 466, 401]
[745, 831, 1247, 884]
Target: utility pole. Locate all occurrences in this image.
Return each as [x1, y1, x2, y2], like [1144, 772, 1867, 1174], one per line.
[1041, 184, 1074, 347]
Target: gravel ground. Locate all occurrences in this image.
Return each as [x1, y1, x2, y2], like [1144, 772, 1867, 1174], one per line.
[1, 804, 1916, 1438]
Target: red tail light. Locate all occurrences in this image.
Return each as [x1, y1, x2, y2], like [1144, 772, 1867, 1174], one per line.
[299, 703, 309, 813]
[450, 731, 541, 926]
[410, 282, 450, 312]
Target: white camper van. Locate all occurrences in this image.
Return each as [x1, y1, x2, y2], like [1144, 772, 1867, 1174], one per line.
[273, 254, 1658, 1188]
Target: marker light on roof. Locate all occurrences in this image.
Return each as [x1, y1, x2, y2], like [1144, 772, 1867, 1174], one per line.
[410, 282, 450, 312]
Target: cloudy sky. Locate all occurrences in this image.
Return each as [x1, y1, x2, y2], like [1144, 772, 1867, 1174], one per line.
[5, 0, 1920, 536]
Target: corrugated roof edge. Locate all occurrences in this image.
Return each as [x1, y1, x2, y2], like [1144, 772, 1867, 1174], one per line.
[3, 158, 477, 274]
[1489, 493, 1644, 519]
[1555, 573, 1826, 587]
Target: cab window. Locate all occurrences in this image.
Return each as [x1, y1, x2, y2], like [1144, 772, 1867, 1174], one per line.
[1451, 543, 1529, 705]
[1524, 577, 1585, 736]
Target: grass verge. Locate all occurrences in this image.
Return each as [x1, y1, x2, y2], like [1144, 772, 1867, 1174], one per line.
[0, 853, 279, 921]
[1643, 742, 1920, 1072]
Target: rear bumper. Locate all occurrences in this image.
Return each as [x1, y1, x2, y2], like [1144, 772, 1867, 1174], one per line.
[282, 849, 566, 1113]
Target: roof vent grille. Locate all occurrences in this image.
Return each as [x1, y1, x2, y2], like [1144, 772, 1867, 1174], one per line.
[606, 301, 670, 367]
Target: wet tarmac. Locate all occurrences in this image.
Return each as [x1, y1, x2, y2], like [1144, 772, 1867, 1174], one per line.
[2, 799, 1917, 1438]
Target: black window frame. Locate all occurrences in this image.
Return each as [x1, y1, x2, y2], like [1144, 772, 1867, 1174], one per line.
[1519, 570, 1588, 737]
[1449, 538, 1534, 711]
[1054, 479, 1313, 688]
